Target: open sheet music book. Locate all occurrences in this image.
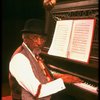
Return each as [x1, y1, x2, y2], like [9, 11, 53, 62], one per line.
[48, 19, 96, 63]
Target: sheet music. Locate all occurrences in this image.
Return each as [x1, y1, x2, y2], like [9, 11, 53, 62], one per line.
[48, 20, 73, 58]
[48, 19, 95, 63]
[68, 19, 95, 62]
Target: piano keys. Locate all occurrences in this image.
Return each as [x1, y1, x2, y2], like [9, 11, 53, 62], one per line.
[50, 68, 98, 94]
[74, 82, 98, 95]
[49, 64, 98, 95]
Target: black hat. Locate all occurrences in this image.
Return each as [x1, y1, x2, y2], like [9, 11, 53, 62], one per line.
[21, 19, 46, 36]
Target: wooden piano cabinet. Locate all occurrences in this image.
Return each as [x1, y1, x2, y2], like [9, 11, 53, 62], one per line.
[42, 0, 99, 100]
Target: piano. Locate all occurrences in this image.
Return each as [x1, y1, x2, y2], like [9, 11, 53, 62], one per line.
[41, 0, 99, 100]
[40, 53, 98, 100]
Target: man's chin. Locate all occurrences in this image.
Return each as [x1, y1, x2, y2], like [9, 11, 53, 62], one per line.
[33, 48, 41, 55]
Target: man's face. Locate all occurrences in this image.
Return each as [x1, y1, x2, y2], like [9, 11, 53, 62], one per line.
[35, 36, 46, 49]
[27, 34, 46, 51]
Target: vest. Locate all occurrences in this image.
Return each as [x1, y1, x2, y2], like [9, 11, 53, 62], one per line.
[9, 44, 52, 100]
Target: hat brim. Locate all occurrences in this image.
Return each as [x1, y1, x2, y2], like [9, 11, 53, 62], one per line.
[21, 29, 47, 37]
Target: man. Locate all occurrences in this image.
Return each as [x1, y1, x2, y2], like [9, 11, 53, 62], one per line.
[9, 19, 66, 100]
[9, 19, 82, 100]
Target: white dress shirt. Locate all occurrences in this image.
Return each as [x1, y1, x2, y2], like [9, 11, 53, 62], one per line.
[9, 43, 66, 98]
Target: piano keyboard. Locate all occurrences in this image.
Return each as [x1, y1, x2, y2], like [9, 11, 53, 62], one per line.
[51, 70, 98, 95]
[74, 82, 98, 95]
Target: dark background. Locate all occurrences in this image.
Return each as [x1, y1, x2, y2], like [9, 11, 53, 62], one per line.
[2, 0, 46, 83]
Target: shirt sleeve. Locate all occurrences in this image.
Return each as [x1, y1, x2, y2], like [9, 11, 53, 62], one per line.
[9, 53, 41, 96]
[9, 53, 66, 98]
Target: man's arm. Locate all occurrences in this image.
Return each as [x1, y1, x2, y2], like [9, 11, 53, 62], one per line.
[9, 53, 65, 98]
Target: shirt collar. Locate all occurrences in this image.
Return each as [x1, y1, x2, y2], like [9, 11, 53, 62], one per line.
[22, 42, 35, 58]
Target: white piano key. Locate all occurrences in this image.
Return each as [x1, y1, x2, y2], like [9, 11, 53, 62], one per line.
[74, 82, 98, 94]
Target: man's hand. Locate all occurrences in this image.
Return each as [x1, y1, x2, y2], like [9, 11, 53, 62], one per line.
[43, 0, 56, 10]
[53, 73, 83, 83]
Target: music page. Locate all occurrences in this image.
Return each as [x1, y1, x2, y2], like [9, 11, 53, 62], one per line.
[68, 19, 95, 62]
[48, 20, 73, 58]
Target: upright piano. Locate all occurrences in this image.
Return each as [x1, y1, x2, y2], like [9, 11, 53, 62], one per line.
[40, 0, 99, 100]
